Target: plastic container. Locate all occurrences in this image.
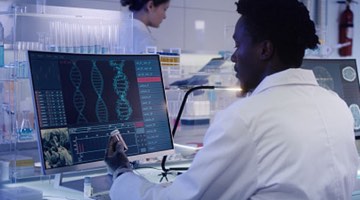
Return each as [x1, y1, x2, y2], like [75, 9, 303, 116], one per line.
[83, 176, 93, 198]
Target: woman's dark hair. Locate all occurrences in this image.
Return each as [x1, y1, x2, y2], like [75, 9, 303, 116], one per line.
[235, 0, 319, 67]
[121, 0, 170, 11]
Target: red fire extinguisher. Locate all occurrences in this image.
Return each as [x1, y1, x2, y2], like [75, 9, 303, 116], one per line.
[338, 1, 354, 57]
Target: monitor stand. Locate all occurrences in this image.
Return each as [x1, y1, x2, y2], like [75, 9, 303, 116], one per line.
[53, 172, 113, 194]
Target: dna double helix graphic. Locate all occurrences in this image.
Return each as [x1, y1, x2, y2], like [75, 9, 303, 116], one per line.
[110, 60, 133, 120]
[70, 60, 87, 123]
[91, 60, 109, 122]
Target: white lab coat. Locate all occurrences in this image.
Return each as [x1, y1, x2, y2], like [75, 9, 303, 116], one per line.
[132, 18, 156, 53]
[110, 68, 359, 200]
[119, 17, 156, 54]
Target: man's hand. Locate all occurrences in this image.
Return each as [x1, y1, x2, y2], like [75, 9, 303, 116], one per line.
[104, 132, 132, 179]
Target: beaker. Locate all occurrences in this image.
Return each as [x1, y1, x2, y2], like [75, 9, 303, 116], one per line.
[18, 110, 34, 142]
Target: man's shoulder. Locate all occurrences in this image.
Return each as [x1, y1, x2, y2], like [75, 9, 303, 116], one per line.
[221, 96, 261, 117]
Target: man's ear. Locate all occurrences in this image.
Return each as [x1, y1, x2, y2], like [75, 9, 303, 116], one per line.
[259, 40, 274, 60]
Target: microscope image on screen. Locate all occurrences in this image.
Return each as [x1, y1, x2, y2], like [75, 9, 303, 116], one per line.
[350, 104, 360, 130]
[58, 59, 142, 126]
[41, 128, 73, 169]
[311, 66, 335, 91]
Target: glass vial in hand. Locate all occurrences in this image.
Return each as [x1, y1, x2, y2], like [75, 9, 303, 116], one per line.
[110, 129, 128, 152]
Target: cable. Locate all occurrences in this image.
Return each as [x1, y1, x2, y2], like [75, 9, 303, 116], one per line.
[160, 86, 215, 181]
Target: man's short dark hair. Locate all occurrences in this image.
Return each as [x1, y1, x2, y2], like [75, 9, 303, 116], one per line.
[235, 0, 319, 67]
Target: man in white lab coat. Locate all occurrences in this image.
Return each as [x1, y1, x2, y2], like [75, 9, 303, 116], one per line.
[105, 0, 360, 199]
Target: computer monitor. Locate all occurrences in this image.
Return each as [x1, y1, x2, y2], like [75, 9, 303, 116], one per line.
[301, 58, 360, 138]
[28, 51, 174, 178]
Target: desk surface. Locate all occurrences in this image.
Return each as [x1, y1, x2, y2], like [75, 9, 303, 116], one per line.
[3, 166, 360, 200]
[0, 162, 187, 200]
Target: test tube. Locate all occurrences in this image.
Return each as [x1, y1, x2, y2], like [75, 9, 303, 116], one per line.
[110, 129, 128, 152]
[73, 23, 81, 53]
[80, 24, 88, 53]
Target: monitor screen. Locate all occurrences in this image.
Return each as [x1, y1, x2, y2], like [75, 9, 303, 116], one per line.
[28, 51, 174, 175]
[301, 58, 360, 138]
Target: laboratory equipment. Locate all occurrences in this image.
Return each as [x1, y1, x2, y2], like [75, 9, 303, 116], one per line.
[0, 21, 4, 67]
[83, 176, 93, 198]
[18, 110, 34, 142]
[110, 129, 128, 152]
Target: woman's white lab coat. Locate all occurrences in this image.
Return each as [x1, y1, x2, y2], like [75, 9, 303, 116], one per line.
[131, 18, 156, 53]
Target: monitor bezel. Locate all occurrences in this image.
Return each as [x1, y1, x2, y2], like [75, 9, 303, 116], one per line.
[27, 51, 175, 175]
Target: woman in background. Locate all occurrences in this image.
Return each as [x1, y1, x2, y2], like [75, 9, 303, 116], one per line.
[121, 0, 170, 53]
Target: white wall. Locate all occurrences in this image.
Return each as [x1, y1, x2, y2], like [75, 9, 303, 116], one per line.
[152, 0, 238, 54]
